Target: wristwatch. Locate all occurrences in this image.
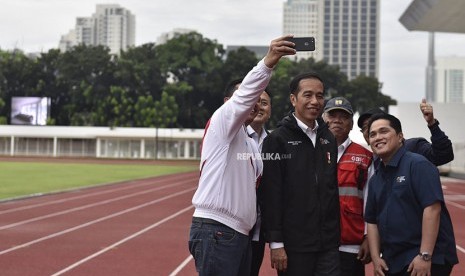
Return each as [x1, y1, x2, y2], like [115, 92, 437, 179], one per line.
[418, 252, 432, 261]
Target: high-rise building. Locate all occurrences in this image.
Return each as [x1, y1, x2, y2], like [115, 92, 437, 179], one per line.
[282, 0, 380, 79]
[59, 4, 135, 55]
[435, 56, 465, 103]
[156, 28, 195, 45]
[283, 0, 320, 60]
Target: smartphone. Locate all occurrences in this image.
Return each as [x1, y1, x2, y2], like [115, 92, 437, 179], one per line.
[285, 37, 315, 51]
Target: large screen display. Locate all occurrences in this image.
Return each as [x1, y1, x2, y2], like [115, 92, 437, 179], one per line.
[10, 97, 51, 125]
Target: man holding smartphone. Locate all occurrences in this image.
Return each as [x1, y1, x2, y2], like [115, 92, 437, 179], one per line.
[188, 36, 296, 276]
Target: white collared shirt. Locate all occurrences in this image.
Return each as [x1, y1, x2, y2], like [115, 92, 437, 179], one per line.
[246, 125, 268, 152]
[337, 137, 352, 162]
[293, 113, 319, 146]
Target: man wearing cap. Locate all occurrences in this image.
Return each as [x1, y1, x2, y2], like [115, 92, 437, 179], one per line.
[323, 97, 373, 276]
[357, 99, 453, 166]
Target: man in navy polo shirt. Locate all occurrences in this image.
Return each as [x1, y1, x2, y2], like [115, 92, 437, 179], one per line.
[364, 113, 458, 276]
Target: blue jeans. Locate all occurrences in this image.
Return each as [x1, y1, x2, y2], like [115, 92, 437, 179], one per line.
[188, 217, 252, 276]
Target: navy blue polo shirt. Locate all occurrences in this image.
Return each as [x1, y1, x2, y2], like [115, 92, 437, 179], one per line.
[365, 146, 458, 273]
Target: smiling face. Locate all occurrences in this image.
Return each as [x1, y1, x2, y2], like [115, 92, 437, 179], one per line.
[368, 118, 404, 164]
[324, 109, 353, 145]
[252, 91, 271, 126]
[290, 78, 324, 128]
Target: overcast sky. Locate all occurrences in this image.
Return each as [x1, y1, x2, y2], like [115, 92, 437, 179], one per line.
[1, 0, 465, 103]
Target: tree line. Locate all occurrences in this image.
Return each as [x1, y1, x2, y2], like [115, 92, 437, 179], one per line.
[0, 31, 396, 129]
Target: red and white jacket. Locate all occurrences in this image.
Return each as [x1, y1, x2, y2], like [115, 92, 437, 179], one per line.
[192, 59, 271, 235]
[337, 139, 373, 249]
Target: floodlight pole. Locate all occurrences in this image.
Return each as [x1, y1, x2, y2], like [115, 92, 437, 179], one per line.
[155, 126, 159, 160]
[425, 32, 436, 102]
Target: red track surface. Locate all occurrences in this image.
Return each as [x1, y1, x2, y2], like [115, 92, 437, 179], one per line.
[0, 172, 464, 275]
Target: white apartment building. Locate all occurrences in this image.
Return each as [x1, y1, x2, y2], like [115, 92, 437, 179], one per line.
[156, 28, 196, 45]
[75, 17, 96, 46]
[435, 56, 465, 103]
[59, 4, 135, 55]
[283, 0, 380, 79]
[58, 30, 77, 53]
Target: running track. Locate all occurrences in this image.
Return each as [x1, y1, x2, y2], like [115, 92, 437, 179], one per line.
[0, 172, 464, 275]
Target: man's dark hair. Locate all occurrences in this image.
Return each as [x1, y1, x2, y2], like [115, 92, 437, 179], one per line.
[223, 78, 243, 98]
[289, 72, 325, 95]
[357, 107, 386, 129]
[368, 113, 402, 134]
[263, 89, 272, 104]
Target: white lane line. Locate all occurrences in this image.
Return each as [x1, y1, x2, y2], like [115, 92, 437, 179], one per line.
[0, 187, 196, 256]
[447, 201, 465, 256]
[0, 173, 193, 215]
[169, 255, 193, 276]
[51, 205, 195, 276]
[446, 200, 465, 211]
[440, 177, 465, 184]
[445, 195, 465, 201]
[0, 179, 193, 231]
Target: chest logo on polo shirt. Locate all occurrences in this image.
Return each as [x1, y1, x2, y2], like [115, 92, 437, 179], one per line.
[287, 140, 302, 146]
[396, 176, 406, 183]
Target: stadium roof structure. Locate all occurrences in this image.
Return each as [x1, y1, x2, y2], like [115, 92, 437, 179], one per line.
[400, 0, 465, 33]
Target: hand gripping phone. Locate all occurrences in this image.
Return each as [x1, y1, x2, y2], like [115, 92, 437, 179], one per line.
[285, 37, 315, 51]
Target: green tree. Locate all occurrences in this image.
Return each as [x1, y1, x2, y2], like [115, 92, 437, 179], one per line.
[345, 75, 397, 114]
[221, 46, 259, 82]
[132, 87, 180, 128]
[154, 90, 179, 128]
[95, 86, 134, 127]
[114, 43, 165, 102]
[267, 58, 295, 128]
[156, 32, 224, 128]
[133, 95, 156, 127]
[57, 44, 115, 125]
[34, 49, 66, 125]
[0, 49, 39, 122]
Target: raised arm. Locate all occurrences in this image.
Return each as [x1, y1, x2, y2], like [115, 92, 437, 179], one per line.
[413, 99, 454, 166]
[212, 36, 296, 142]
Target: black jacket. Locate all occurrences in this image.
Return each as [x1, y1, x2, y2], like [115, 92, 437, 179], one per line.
[404, 120, 454, 166]
[258, 115, 340, 253]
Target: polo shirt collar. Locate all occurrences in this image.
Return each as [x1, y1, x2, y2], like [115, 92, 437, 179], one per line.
[378, 145, 407, 170]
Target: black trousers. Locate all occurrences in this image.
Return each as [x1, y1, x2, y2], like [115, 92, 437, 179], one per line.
[277, 247, 340, 276]
[339, 251, 365, 276]
[250, 239, 265, 276]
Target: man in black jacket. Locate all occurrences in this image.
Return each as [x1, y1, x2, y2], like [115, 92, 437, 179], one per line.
[357, 99, 453, 166]
[259, 72, 340, 275]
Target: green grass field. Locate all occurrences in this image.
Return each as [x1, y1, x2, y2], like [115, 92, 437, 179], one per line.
[0, 161, 197, 200]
